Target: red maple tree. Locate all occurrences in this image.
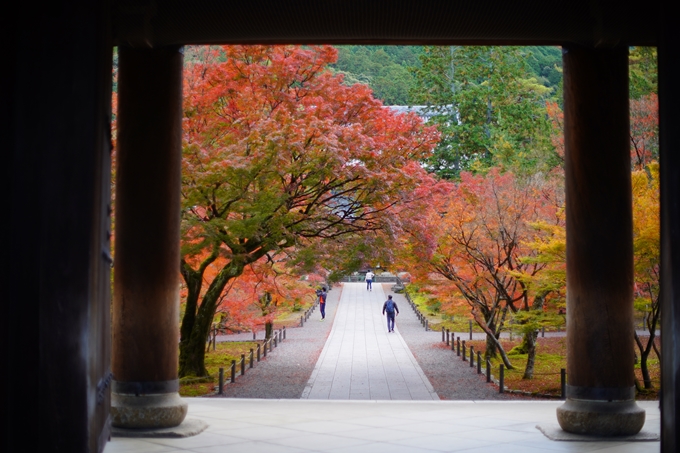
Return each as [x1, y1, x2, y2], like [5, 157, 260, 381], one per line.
[179, 45, 438, 377]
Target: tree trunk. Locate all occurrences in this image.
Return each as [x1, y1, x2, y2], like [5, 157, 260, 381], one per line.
[633, 298, 660, 389]
[486, 333, 498, 359]
[489, 333, 514, 369]
[179, 260, 245, 377]
[640, 348, 652, 389]
[179, 289, 220, 377]
[634, 331, 655, 389]
[265, 322, 273, 341]
[522, 329, 539, 379]
[472, 309, 514, 369]
[522, 293, 546, 379]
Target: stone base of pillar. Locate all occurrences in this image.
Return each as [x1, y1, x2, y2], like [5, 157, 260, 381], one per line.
[556, 399, 645, 436]
[111, 392, 188, 429]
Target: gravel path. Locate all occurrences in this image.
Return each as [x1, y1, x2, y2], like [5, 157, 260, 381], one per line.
[386, 285, 530, 400]
[212, 285, 342, 399]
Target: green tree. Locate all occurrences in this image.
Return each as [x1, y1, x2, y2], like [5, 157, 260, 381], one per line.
[411, 46, 557, 178]
[629, 47, 657, 100]
[524, 46, 563, 98]
[331, 46, 422, 105]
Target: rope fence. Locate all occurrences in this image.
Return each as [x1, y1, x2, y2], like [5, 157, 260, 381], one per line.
[215, 298, 321, 394]
[403, 286, 431, 332]
[441, 328, 567, 399]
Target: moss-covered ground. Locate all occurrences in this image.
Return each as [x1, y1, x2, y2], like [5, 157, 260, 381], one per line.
[179, 341, 260, 397]
[465, 336, 659, 399]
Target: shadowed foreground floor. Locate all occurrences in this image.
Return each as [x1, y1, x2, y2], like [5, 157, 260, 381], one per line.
[105, 399, 660, 453]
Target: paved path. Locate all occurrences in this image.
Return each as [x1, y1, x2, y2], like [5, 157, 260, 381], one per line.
[303, 283, 438, 400]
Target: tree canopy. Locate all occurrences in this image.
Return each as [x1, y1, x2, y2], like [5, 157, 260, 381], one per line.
[410, 46, 558, 179]
[179, 45, 438, 376]
[398, 169, 563, 376]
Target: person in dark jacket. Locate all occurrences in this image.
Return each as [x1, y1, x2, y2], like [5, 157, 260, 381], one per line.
[382, 295, 399, 332]
[316, 287, 327, 321]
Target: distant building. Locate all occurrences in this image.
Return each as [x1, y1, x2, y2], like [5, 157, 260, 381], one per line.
[387, 105, 456, 122]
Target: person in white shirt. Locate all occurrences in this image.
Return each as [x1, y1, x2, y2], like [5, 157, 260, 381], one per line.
[365, 270, 375, 291]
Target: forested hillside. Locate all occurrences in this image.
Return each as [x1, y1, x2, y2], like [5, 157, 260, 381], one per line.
[330, 46, 423, 105]
[330, 45, 562, 105]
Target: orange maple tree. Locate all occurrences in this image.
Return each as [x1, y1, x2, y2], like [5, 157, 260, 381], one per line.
[630, 94, 659, 170]
[400, 169, 563, 376]
[631, 163, 660, 389]
[179, 45, 438, 377]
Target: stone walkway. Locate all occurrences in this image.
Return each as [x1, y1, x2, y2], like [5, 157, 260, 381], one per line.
[303, 283, 438, 400]
[105, 399, 661, 453]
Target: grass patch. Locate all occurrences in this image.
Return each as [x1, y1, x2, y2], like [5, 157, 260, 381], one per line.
[466, 337, 567, 397]
[406, 290, 483, 333]
[405, 286, 566, 334]
[431, 318, 484, 334]
[464, 336, 659, 399]
[179, 341, 260, 397]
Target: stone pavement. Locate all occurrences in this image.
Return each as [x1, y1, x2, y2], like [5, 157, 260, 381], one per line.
[105, 399, 660, 453]
[302, 283, 438, 400]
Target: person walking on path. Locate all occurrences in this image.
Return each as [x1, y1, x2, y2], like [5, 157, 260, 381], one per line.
[317, 287, 328, 321]
[365, 269, 375, 291]
[382, 295, 399, 332]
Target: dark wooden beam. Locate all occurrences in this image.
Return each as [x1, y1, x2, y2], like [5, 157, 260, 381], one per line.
[659, 6, 680, 452]
[113, 0, 659, 47]
[3, 1, 113, 452]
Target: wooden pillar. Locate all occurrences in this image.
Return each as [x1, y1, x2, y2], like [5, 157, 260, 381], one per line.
[659, 10, 680, 451]
[6, 2, 114, 451]
[556, 44, 645, 436]
[111, 45, 186, 429]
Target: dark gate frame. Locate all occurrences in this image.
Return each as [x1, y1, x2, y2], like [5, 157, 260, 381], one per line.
[3, 1, 677, 452]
